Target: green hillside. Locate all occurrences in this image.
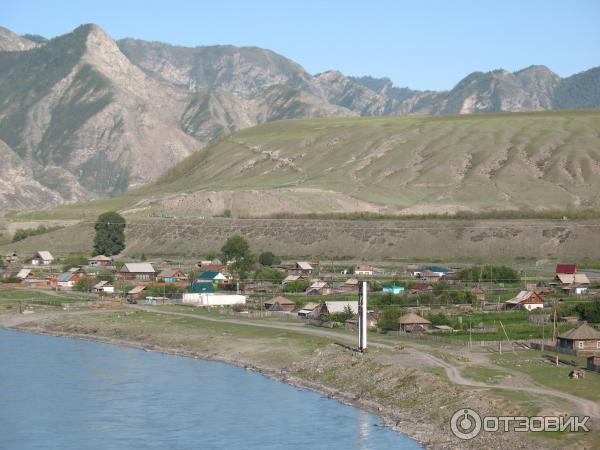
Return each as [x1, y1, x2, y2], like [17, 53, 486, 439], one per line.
[142, 109, 600, 215]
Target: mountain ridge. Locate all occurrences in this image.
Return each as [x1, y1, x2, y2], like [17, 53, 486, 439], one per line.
[0, 23, 598, 210]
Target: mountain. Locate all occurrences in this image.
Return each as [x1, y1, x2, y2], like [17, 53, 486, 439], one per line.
[0, 23, 598, 210]
[0, 26, 38, 51]
[0, 25, 352, 209]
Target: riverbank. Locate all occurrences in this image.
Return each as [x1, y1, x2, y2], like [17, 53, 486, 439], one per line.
[1, 309, 594, 449]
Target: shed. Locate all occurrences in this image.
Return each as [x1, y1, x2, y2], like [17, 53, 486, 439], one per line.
[88, 255, 113, 267]
[128, 286, 146, 299]
[264, 296, 296, 311]
[505, 291, 545, 311]
[382, 285, 404, 295]
[306, 281, 332, 296]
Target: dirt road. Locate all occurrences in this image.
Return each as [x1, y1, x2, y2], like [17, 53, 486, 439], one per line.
[130, 304, 600, 418]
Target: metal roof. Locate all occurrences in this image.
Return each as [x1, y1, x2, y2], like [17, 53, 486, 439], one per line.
[325, 301, 358, 314]
[121, 263, 156, 273]
[35, 251, 54, 261]
[296, 262, 313, 270]
[398, 312, 431, 324]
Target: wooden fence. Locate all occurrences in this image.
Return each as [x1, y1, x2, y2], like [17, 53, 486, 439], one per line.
[394, 331, 555, 350]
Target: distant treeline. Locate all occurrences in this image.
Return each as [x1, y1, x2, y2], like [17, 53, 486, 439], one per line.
[12, 225, 63, 242]
[263, 208, 600, 221]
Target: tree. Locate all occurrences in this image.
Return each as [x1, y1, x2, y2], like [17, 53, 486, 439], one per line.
[283, 280, 310, 293]
[93, 212, 126, 256]
[378, 306, 405, 331]
[61, 255, 88, 271]
[254, 267, 285, 282]
[75, 276, 97, 293]
[221, 235, 250, 261]
[258, 251, 280, 266]
[221, 235, 255, 279]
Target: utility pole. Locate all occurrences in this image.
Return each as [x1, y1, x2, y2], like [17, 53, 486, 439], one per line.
[358, 281, 368, 352]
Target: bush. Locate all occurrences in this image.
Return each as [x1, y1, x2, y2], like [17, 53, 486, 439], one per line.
[0, 277, 20, 283]
[258, 251, 280, 266]
[322, 305, 354, 323]
[75, 276, 97, 292]
[12, 225, 62, 242]
[377, 306, 405, 331]
[454, 265, 520, 284]
[254, 267, 285, 282]
[283, 280, 310, 293]
[62, 255, 88, 271]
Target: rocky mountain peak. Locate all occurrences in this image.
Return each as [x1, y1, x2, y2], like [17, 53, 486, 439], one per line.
[0, 26, 38, 51]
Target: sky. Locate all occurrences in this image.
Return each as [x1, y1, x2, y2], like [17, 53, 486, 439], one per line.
[1, 0, 599, 91]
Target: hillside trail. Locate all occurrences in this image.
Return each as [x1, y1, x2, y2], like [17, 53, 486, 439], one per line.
[130, 305, 600, 418]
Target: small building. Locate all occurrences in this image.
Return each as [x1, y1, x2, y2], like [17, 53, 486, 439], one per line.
[157, 269, 188, 283]
[128, 286, 146, 299]
[306, 281, 332, 296]
[505, 291, 545, 311]
[282, 274, 306, 285]
[57, 268, 83, 289]
[288, 261, 313, 275]
[297, 302, 319, 318]
[410, 283, 433, 293]
[196, 271, 230, 285]
[323, 301, 359, 315]
[354, 264, 375, 276]
[559, 316, 580, 324]
[264, 296, 296, 312]
[554, 273, 590, 294]
[432, 324, 454, 333]
[382, 285, 404, 295]
[398, 312, 431, 333]
[31, 251, 54, 265]
[16, 268, 35, 281]
[120, 262, 157, 281]
[183, 293, 246, 306]
[557, 323, 600, 355]
[93, 281, 115, 294]
[412, 266, 450, 279]
[88, 255, 114, 267]
[4, 252, 18, 264]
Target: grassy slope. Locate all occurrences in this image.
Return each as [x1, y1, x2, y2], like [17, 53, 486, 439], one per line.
[145, 110, 600, 213]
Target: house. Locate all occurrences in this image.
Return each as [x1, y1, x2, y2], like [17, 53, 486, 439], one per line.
[559, 316, 580, 324]
[398, 312, 431, 332]
[556, 264, 577, 275]
[282, 274, 306, 285]
[57, 268, 83, 288]
[297, 302, 319, 318]
[93, 281, 115, 294]
[306, 281, 332, 296]
[354, 264, 375, 276]
[554, 273, 591, 294]
[88, 255, 114, 267]
[196, 271, 230, 285]
[264, 296, 296, 312]
[323, 301, 359, 315]
[157, 269, 187, 283]
[288, 261, 313, 275]
[127, 286, 146, 299]
[31, 251, 54, 265]
[557, 323, 600, 355]
[343, 278, 359, 288]
[433, 324, 454, 332]
[120, 262, 157, 281]
[4, 252, 18, 264]
[504, 291, 545, 311]
[16, 269, 35, 281]
[382, 285, 404, 295]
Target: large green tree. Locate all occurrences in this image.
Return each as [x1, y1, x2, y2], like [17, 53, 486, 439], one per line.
[93, 211, 126, 256]
[221, 235, 254, 279]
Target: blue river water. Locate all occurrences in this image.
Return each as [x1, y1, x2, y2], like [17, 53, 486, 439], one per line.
[0, 329, 421, 450]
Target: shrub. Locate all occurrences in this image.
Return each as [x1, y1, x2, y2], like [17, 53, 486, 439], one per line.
[283, 280, 310, 293]
[258, 251, 280, 266]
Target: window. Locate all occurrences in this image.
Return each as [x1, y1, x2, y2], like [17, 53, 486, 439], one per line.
[597, 341, 600, 349]
[578, 341, 584, 349]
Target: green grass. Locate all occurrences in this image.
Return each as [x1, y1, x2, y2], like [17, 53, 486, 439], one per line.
[491, 350, 600, 401]
[461, 365, 507, 383]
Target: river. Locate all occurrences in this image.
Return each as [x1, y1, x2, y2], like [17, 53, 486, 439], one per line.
[0, 329, 421, 449]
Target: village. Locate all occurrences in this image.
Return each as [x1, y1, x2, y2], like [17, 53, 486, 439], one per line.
[1, 243, 600, 372]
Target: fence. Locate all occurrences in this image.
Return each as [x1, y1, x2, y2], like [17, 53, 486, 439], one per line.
[394, 331, 555, 350]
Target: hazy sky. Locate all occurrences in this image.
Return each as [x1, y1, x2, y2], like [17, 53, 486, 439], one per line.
[2, 0, 599, 90]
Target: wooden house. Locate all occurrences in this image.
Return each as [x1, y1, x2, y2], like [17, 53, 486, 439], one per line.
[120, 263, 157, 281]
[505, 291, 545, 311]
[287, 262, 313, 276]
[88, 255, 114, 267]
[57, 268, 83, 289]
[557, 323, 600, 355]
[264, 296, 296, 312]
[157, 269, 187, 283]
[31, 251, 54, 265]
[354, 264, 375, 276]
[93, 281, 115, 294]
[398, 312, 431, 332]
[306, 281, 332, 296]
